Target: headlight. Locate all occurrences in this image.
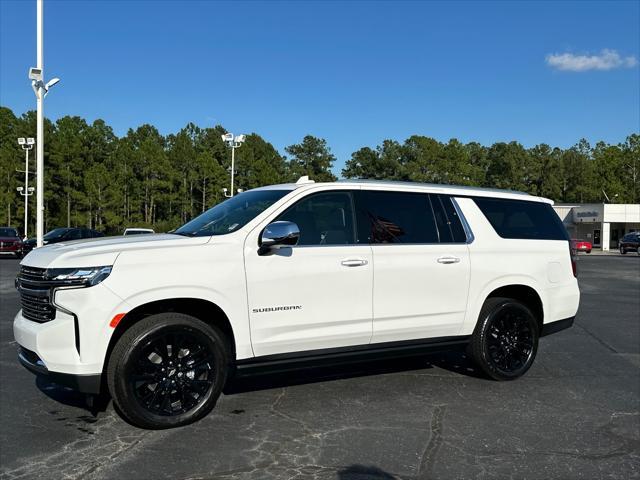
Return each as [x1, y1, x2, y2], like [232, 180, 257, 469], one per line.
[45, 266, 112, 287]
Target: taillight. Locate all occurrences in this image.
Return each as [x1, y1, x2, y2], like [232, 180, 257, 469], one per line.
[569, 240, 577, 277]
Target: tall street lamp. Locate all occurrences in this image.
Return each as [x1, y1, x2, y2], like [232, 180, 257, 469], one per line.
[16, 187, 35, 240]
[17, 137, 35, 239]
[221, 133, 246, 197]
[29, 0, 60, 248]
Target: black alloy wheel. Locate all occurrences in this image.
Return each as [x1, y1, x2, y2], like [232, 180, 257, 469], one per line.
[128, 329, 216, 417]
[108, 313, 229, 429]
[470, 297, 539, 381]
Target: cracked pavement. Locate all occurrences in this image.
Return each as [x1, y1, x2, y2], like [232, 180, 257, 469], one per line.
[0, 256, 638, 480]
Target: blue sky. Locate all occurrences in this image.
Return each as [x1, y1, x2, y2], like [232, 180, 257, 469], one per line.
[1, 1, 638, 174]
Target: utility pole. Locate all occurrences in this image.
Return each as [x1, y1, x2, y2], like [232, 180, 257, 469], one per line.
[17, 138, 35, 239]
[29, 0, 60, 247]
[35, 0, 44, 247]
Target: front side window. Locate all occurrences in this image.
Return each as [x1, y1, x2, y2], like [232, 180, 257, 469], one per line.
[175, 189, 289, 237]
[276, 191, 355, 246]
[355, 190, 439, 244]
[66, 229, 82, 240]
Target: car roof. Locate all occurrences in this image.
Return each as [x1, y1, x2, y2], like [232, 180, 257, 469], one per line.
[250, 178, 550, 203]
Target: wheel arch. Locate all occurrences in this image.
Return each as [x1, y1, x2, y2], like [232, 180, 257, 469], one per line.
[104, 297, 237, 373]
[484, 284, 544, 331]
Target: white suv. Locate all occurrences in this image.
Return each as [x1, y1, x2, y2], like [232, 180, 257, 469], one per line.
[14, 178, 580, 429]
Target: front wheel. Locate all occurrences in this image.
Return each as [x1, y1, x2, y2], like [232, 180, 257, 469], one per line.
[470, 297, 539, 381]
[107, 313, 230, 429]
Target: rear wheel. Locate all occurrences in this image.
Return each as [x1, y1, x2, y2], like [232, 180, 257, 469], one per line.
[470, 297, 539, 381]
[107, 313, 229, 429]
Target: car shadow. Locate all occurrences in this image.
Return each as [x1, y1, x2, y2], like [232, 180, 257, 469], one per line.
[31, 350, 484, 418]
[337, 464, 398, 479]
[224, 350, 485, 395]
[35, 376, 110, 418]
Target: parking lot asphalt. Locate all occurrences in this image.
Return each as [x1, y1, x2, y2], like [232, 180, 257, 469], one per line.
[0, 255, 638, 480]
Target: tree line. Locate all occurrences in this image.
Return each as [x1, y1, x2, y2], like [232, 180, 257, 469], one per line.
[1, 106, 637, 236]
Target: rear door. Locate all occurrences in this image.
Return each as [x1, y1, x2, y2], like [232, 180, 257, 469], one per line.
[354, 190, 470, 344]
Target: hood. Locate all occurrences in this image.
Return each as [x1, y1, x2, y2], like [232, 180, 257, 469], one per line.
[21, 234, 209, 268]
[0, 236, 21, 242]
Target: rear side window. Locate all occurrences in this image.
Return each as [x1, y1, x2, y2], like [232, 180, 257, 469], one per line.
[430, 195, 467, 243]
[473, 197, 569, 240]
[355, 191, 439, 244]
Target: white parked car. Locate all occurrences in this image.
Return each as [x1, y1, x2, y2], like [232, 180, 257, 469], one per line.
[14, 177, 580, 429]
[123, 228, 155, 236]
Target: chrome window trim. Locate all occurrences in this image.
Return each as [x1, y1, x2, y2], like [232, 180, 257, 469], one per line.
[451, 197, 475, 244]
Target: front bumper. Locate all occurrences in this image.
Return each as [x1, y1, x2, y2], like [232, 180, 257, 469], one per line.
[17, 346, 102, 393]
[13, 281, 130, 390]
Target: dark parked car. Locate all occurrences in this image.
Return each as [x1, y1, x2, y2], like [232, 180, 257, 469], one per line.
[619, 232, 640, 255]
[22, 227, 104, 254]
[0, 227, 23, 258]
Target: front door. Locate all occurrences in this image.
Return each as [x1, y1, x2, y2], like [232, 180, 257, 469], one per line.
[244, 190, 373, 357]
[593, 229, 601, 246]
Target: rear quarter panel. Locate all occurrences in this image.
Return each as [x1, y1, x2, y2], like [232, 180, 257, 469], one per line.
[456, 197, 580, 335]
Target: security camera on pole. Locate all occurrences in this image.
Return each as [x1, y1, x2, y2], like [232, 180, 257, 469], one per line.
[29, 0, 60, 248]
[17, 138, 36, 239]
[221, 133, 246, 198]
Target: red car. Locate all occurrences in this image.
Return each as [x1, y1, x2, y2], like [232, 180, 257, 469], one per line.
[572, 238, 592, 254]
[0, 227, 23, 258]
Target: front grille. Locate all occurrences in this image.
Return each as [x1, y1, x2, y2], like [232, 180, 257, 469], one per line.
[19, 266, 48, 283]
[17, 267, 56, 323]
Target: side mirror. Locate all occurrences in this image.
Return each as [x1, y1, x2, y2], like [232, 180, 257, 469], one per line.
[259, 221, 300, 253]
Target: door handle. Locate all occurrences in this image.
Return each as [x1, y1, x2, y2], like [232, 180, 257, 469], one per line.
[437, 256, 460, 264]
[341, 259, 368, 267]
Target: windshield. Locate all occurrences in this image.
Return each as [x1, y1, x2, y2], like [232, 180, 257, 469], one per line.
[175, 190, 289, 237]
[44, 228, 71, 240]
[0, 228, 18, 237]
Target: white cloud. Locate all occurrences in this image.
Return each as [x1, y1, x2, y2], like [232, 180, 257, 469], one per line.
[545, 49, 638, 72]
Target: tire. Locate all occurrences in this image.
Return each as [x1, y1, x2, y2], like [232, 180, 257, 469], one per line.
[586, 250, 591, 254]
[107, 312, 230, 429]
[620, 246, 626, 254]
[469, 297, 539, 381]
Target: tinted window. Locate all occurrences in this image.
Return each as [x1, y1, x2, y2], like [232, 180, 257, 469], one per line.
[44, 228, 71, 240]
[276, 192, 355, 246]
[0, 228, 18, 237]
[66, 229, 82, 240]
[355, 191, 439, 244]
[430, 195, 467, 243]
[175, 189, 288, 237]
[473, 197, 569, 240]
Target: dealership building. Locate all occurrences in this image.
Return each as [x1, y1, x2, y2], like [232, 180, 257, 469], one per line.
[553, 203, 640, 251]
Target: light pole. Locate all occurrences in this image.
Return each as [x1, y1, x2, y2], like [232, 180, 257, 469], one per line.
[16, 187, 35, 239]
[221, 133, 246, 197]
[17, 138, 35, 239]
[29, 0, 60, 247]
